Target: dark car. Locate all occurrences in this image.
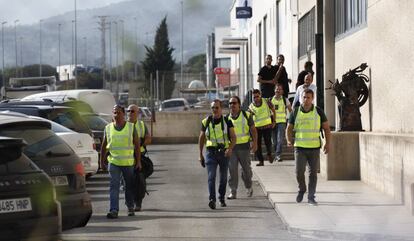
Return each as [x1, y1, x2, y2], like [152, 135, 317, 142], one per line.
[79, 112, 108, 152]
[0, 114, 92, 230]
[0, 136, 61, 241]
[0, 101, 92, 136]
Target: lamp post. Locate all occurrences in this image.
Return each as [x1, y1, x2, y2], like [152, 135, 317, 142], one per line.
[39, 19, 43, 77]
[119, 19, 124, 92]
[180, 1, 184, 96]
[134, 17, 138, 80]
[1, 21, 7, 89]
[14, 19, 19, 78]
[108, 21, 112, 91]
[58, 23, 61, 80]
[19, 36, 23, 77]
[113, 21, 119, 101]
[71, 20, 75, 75]
[74, 0, 78, 89]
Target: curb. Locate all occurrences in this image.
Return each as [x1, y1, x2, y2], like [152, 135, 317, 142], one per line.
[253, 170, 414, 241]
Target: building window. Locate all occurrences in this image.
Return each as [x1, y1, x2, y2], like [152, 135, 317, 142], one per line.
[335, 0, 367, 37]
[298, 7, 315, 58]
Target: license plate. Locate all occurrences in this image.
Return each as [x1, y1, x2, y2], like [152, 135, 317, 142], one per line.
[94, 138, 101, 144]
[0, 198, 32, 214]
[51, 176, 69, 186]
[80, 157, 91, 167]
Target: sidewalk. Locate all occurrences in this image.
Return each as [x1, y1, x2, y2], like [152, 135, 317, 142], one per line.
[252, 160, 414, 241]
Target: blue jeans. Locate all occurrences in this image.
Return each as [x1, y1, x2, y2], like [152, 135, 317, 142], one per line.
[108, 163, 135, 212]
[272, 122, 286, 157]
[205, 149, 229, 202]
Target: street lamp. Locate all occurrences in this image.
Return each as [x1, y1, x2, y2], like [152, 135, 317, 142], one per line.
[58, 23, 61, 80]
[74, 0, 78, 89]
[1, 21, 7, 89]
[39, 19, 43, 77]
[14, 19, 19, 78]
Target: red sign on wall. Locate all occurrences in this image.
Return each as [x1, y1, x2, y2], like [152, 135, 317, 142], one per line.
[214, 67, 230, 75]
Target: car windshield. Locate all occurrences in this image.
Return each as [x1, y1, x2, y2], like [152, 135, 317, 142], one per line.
[81, 114, 108, 130]
[0, 127, 73, 159]
[163, 100, 185, 108]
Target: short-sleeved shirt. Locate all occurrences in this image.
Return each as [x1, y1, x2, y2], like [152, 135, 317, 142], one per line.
[258, 65, 277, 98]
[275, 65, 289, 98]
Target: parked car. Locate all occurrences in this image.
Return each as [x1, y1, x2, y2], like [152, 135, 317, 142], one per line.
[159, 98, 190, 112]
[78, 112, 108, 153]
[0, 111, 99, 177]
[0, 101, 92, 136]
[21, 89, 116, 122]
[0, 136, 61, 240]
[0, 114, 92, 230]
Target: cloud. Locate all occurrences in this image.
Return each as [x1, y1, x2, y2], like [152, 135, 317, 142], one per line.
[0, 0, 126, 25]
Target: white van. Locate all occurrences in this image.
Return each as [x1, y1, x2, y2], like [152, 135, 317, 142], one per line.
[21, 89, 116, 122]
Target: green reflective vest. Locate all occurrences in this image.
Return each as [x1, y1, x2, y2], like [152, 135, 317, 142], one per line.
[228, 111, 250, 144]
[294, 106, 321, 148]
[202, 116, 229, 148]
[249, 98, 272, 127]
[105, 122, 135, 166]
[271, 96, 287, 123]
[134, 120, 146, 153]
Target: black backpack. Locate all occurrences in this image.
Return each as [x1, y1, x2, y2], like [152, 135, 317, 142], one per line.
[141, 153, 154, 178]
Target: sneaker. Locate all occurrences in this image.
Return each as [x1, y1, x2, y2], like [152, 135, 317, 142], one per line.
[128, 208, 135, 216]
[246, 188, 253, 197]
[308, 198, 318, 206]
[227, 193, 237, 200]
[296, 192, 304, 203]
[256, 161, 264, 166]
[276, 156, 283, 162]
[268, 154, 274, 163]
[208, 200, 216, 210]
[106, 210, 118, 219]
[219, 200, 227, 207]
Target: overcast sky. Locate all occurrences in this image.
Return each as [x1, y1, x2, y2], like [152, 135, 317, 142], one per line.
[0, 0, 126, 25]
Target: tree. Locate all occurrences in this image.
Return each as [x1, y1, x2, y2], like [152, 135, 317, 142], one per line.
[185, 54, 206, 73]
[142, 16, 176, 99]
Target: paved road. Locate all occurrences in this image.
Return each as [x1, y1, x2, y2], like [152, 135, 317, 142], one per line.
[62, 144, 325, 241]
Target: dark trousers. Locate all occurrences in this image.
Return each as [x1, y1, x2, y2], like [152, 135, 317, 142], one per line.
[294, 148, 320, 199]
[205, 149, 229, 202]
[255, 127, 273, 162]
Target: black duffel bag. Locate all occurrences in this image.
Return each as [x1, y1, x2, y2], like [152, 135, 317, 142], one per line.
[141, 154, 154, 178]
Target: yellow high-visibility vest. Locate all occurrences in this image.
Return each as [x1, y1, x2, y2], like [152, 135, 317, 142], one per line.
[294, 106, 321, 148]
[202, 116, 229, 148]
[134, 120, 146, 153]
[105, 122, 135, 166]
[271, 96, 287, 123]
[228, 111, 250, 144]
[249, 98, 272, 127]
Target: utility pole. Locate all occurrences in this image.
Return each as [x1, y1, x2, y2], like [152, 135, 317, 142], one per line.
[180, 1, 184, 97]
[14, 19, 19, 78]
[39, 19, 43, 77]
[1, 21, 7, 89]
[96, 15, 109, 89]
[108, 21, 112, 91]
[120, 19, 125, 92]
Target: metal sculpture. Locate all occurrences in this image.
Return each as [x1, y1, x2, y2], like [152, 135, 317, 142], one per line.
[328, 63, 370, 131]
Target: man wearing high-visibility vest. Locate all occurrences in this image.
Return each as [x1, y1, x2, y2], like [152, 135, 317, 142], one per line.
[100, 105, 142, 218]
[226, 96, 257, 199]
[127, 104, 152, 212]
[249, 89, 276, 166]
[199, 99, 236, 209]
[271, 84, 292, 162]
[286, 89, 331, 205]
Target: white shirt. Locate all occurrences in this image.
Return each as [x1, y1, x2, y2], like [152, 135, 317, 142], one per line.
[292, 84, 317, 107]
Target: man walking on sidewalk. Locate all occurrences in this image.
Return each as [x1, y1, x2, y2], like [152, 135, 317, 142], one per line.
[127, 104, 152, 212]
[271, 84, 292, 162]
[286, 89, 331, 205]
[257, 54, 277, 98]
[100, 105, 142, 218]
[199, 100, 236, 209]
[249, 89, 276, 166]
[227, 96, 258, 199]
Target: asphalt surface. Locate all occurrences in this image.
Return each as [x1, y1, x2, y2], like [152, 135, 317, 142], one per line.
[62, 144, 333, 241]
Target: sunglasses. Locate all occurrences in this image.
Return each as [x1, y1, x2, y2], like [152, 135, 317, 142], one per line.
[211, 106, 220, 110]
[229, 102, 238, 105]
[127, 110, 136, 113]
